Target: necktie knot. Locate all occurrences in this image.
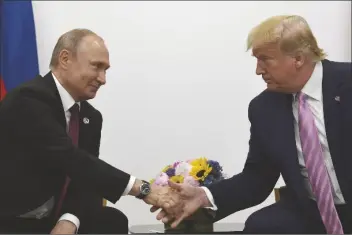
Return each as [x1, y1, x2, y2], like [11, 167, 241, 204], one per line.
[69, 103, 79, 114]
[297, 91, 307, 104]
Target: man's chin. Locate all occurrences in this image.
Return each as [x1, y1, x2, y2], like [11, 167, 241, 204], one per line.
[265, 85, 285, 93]
[266, 85, 293, 94]
[84, 91, 97, 100]
[266, 84, 279, 91]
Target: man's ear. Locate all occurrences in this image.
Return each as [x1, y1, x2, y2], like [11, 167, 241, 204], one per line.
[58, 49, 71, 70]
[294, 51, 305, 69]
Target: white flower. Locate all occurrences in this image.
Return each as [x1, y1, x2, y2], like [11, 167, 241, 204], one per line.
[154, 172, 169, 186]
[184, 176, 200, 187]
[175, 161, 192, 176]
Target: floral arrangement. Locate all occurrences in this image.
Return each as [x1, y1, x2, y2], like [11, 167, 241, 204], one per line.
[150, 157, 226, 187]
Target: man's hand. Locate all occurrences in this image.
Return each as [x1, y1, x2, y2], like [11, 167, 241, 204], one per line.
[150, 180, 211, 228]
[50, 220, 77, 234]
[143, 184, 182, 213]
[129, 178, 183, 215]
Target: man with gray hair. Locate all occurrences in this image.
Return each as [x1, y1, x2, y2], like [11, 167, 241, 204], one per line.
[152, 15, 352, 234]
[0, 29, 180, 234]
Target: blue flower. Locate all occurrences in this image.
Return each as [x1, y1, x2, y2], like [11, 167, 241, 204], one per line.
[165, 168, 175, 177]
[208, 160, 222, 176]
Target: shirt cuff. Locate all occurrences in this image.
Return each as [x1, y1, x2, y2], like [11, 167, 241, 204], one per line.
[58, 213, 80, 233]
[122, 175, 136, 196]
[201, 186, 218, 211]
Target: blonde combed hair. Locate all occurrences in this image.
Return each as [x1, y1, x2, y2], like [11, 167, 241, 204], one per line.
[246, 15, 326, 61]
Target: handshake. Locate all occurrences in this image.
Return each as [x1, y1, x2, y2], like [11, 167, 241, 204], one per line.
[142, 179, 212, 228]
[138, 157, 224, 228]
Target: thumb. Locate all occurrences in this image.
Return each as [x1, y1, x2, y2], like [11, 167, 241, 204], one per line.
[150, 205, 160, 213]
[168, 180, 183, 191]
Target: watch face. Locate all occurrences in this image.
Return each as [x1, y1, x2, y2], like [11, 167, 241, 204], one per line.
[141, 184, 151, 195]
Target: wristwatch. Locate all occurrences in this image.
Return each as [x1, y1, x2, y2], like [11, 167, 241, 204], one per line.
[136, 180, 151, 199]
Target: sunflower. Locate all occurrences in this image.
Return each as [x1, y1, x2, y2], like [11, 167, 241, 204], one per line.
[190, 157, 210, 169]
[170, 175, 184, 184]
[190, 157, 212, 181]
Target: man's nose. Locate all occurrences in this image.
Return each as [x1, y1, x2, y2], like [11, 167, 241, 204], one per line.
[97, 72, 106, 85]
[256, 61, 265, 75]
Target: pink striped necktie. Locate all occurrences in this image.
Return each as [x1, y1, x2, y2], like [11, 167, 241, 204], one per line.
[298, 92, 343, 234]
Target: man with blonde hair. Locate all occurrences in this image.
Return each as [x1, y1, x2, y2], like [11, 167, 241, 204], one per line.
[151, 15, 352, 234]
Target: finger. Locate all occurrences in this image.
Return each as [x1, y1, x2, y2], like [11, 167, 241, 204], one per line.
[156, 209, 167, 220]
[150, 206, 160, 213]
[168, 180, 183, 191]
[162, 214, 174, 224]
[171, 213, 188, 228]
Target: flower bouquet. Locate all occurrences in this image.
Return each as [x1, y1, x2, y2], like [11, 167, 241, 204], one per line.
[150, 157, 226, 233]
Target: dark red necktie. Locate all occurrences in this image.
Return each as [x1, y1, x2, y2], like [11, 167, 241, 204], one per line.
[54, 103, 80, 218]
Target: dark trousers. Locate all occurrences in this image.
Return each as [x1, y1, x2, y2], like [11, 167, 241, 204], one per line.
[0, 207, 128, 234]
[242, 198, 351, 234]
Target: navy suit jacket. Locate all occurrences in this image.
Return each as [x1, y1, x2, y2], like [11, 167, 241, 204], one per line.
[208, 59, 352, 221]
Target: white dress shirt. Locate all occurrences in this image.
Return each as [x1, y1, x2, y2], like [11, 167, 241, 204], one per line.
[203, 61, 345, 210]
[21, 73, 136, 232]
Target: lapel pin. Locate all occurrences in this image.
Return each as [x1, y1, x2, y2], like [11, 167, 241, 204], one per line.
[83, 117, 90, 124]
[334, 96, 340, 102]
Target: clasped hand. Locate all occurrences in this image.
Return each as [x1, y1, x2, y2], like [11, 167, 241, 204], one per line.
[144, 181, 210, 228]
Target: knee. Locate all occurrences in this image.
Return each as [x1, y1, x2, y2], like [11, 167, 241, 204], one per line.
[243, 210, 283, 234]
[243, 210, 270, 234]
[102, 207, 129, 233]
[108, 207, 128, 223]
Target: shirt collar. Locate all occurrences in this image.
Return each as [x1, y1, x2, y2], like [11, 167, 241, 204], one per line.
[52, 72, 80, 112]
[294, 61, 323, 101]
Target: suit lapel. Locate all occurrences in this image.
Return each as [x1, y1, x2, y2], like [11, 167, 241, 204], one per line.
[322, 60, 342, 168]
[340, 80, 352, 203]
[40, 72, 67, 129]
[273, 94, 308, 198]
[78, 101, 92, 148]
[322, 59, 352, 201]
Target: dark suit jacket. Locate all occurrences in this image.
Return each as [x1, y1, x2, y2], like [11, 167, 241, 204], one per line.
[0, 72, 131, 219]
[207, 59, 352, 221]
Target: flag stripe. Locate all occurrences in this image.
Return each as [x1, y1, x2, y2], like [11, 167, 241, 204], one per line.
[0, 0, 39, 100]
[0, 76, 6, 100]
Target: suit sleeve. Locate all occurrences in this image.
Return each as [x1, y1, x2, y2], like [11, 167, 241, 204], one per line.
[8, 90, 131, 204]
[60, 111, 105, 219]
[207, 100, 280, 221]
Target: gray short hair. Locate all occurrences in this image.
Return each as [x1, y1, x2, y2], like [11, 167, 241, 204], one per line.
[49, 28, 98, 69]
